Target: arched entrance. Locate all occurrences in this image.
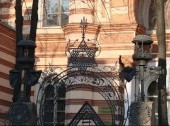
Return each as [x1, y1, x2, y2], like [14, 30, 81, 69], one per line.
[36, 66, 128, 126]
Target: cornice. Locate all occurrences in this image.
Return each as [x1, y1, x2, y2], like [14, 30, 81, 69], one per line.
[100, 23, 146, 34]
[63, 23, 101, 35]
[69, 8, 94, 15]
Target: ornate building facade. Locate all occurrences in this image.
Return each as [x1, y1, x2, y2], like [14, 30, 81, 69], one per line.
[0, 0, 170, 125]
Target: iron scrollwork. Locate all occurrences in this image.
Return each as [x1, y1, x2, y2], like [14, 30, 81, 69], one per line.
[9, 69, 21, 88]
[36, 18, 129, 126]
[36, 66, 129, 126]
[24, 70, 42, 86]
[67, 17, 98, 70]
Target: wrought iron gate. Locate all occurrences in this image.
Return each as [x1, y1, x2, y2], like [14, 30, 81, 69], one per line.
[36, 18, 129, 126]
[36, 66, 129, 126]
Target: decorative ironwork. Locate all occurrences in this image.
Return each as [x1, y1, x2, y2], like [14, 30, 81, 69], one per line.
[8, 0, 40, 125]
[9, 39, 42, 103]
[9, 69, 41, 102]
[68, 101, 105, 126]
[9, 69, 21, 88]
[8, 38, 41, 126]
[36, 17, 130, 126]
[16, 40, 36, 69]
[129, 34, 162, 125]
[132, 35, 153, 66]
[132, 35, 153, 101]
[24, 70, 42, 86]
[67, 17, 97, 69]
[8, 102, 31, 124]
[36, 66, 129, 126]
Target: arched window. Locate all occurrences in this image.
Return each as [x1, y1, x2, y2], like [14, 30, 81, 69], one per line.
[43, 81, 66, 125]
[43, 85, 55, 125]
[43, 0, 69, 27]
[55, 81, 66, 125]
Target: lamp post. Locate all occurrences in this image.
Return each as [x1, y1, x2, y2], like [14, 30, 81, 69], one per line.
[128, 35, 162, 125]
[8, 0, 41, 125]
[132, 35, 153, 101]
[8, 40, 41, 125]
[9, 40, 41, 102]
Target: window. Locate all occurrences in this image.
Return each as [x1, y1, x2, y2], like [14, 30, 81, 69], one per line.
[54, 82, 66, 125]
[43, 82, 66, 126]
[43, 0, 69, 27]
[43, 85, 54, 125]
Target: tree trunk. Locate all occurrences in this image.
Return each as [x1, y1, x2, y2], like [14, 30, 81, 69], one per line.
[15, 0, 23, 69]
[29, 0, 39, 41]
[156, 0, 168, 125]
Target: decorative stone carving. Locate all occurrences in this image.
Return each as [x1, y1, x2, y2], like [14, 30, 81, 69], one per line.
[128, 101, 155, 125]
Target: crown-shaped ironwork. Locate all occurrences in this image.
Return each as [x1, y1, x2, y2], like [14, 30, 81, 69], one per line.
[67, 17, 97, 70]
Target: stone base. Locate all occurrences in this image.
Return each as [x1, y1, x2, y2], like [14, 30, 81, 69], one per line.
[129, 101, 155, 126]
[9, 102, 37, 125]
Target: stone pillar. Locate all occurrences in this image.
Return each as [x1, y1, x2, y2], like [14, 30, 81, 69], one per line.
[129, 101, 155, 125]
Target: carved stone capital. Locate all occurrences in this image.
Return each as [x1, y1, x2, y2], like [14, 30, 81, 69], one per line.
[129, 101, 154, 125]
